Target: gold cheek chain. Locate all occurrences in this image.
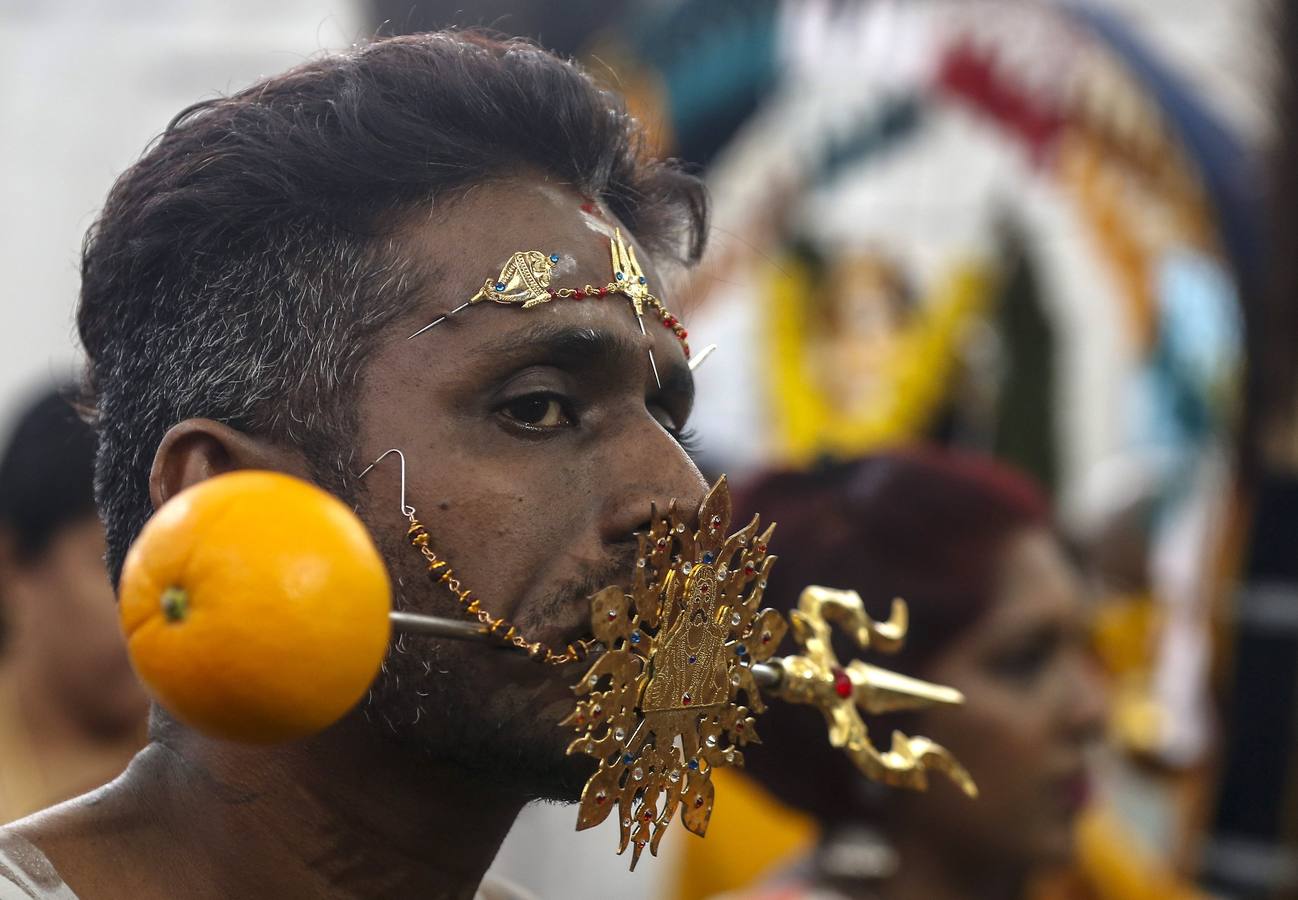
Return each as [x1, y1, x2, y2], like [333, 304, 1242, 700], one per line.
[360, 449, 596, 666]
[405, 512, 596, 665]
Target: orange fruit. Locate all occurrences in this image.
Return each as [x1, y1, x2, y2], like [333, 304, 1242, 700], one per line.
[119, 470, 391, 743]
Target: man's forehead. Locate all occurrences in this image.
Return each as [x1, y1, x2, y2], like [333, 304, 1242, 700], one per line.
[388, 174, 691, 385]
[404, 178, 662, 300]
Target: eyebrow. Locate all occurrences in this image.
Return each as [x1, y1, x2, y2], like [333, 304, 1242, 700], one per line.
[483, 323, 636, 369]
[481, 322, 695, 406]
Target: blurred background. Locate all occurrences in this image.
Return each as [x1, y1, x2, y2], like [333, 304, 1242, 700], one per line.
[1, 0, 1294, 898]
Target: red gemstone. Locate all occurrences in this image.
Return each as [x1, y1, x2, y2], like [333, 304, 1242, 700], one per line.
[832, 668, 852, 699]
[643, 809, 654, 820]
[736, 723, 744, 731]
[694, 796, 705, 808]
[608, 609, 618, 619]
[680, 330, 688, 338]
[756, 543, 767, 554]
[664, 315, 676, 326]
[573, 289, 586, 299]
[744, 563, 756, 576]
[598, 287, 608, 296]
[595, 792, 607, 804]
[682, 693, 692, 706]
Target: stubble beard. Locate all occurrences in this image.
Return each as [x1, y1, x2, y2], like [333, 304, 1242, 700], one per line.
[360, 535, 635, 802]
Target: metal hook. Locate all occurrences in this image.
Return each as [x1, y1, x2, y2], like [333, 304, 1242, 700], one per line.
[358, 448, 416, 517]
[688, 343, 717, 372]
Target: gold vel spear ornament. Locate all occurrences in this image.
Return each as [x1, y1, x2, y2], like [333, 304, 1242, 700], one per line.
[390, 476, 976, 869]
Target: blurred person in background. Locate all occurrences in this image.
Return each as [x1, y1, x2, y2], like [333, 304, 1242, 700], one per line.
[696, 450, 1196, 900]
[0, 387, 147, 824]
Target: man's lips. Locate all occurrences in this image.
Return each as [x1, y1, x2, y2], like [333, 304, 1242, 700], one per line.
[485, 581, 622, 658]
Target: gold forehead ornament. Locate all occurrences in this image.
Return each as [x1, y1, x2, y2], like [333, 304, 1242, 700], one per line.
[407, 230, 693, 388]
[376, 463, 978, 868]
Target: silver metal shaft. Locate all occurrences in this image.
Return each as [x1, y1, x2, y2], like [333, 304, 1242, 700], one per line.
[388, 610, 782, 688]
[407, 301, 471, 340]
[636, 314, 663, 389]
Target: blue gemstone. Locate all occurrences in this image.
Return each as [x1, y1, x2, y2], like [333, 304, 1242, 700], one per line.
[687, 759, 699, 771]
[688, 655, 696, 665]
[623, 753, 635, 765]
[736, 644, 747, 656]
[616, 272, 624, 280]
[549, 253, 560, 263]
[630, 632, 641, 645]
[494, 282, 505, 291]
[702, 552, 714, 564]
[638, 276, 646, 284]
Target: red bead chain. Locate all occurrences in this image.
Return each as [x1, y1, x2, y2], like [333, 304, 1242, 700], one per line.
[545, 282, 691, 358]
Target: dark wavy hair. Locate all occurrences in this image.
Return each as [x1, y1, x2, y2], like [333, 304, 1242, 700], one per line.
[77, 31, 708, 584]
[735, 449, 1049, 825]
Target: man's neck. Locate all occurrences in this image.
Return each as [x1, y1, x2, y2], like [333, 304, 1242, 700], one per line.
[19, 723, 526, 900]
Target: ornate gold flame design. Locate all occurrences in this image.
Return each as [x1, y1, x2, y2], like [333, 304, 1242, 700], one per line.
[562, 476, 784, 869]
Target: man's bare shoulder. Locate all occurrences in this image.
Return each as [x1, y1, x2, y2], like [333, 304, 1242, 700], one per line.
[2, 756, 168, 900]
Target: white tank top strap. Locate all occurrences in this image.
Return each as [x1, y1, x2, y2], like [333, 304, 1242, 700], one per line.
[0, 830, 78, 900]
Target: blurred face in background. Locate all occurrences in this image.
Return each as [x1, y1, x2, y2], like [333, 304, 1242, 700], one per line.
[2, 514, 146, 737]
[896, 527, 1107, 872]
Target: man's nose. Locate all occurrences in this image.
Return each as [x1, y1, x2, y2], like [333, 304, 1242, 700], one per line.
[596, 422, 708, 546]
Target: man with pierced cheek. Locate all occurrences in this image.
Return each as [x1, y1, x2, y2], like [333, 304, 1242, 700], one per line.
[0, 32, 708, 900]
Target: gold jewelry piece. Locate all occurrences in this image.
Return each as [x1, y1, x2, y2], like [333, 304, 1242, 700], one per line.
[360, 449, 595, 666]
[773, 586, 977, 796]
[472, 250, 559, 308]
[562, 476, 976, 868]
[357, 453, 975, 858]
[564, 476, 780, 868]
[406, 233, 693, 383]
[406, 514, 594, 665]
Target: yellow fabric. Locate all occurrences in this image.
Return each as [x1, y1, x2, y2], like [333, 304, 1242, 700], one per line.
[765, 258, 991, 466]
[1031, 807, 1207, 900]
[1089, 593, 1167, 754]
[675, 781, 1204, 900]
[674, 769, 816, 900]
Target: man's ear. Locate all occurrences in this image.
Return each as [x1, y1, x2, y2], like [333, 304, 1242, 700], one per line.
[149, 419, 310, 512]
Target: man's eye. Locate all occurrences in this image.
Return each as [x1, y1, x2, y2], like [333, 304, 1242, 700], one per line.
[500, 395, 572, 428]
[648, 404, 698, 452]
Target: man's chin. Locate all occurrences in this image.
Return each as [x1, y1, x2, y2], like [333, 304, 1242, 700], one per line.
[360, 646, 596, 802]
